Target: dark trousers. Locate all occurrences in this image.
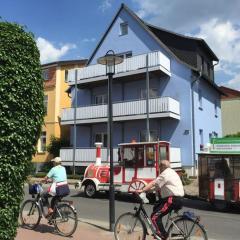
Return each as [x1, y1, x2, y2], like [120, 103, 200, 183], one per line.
[42, 192, 60, 209]
[151, 196, 183, 238]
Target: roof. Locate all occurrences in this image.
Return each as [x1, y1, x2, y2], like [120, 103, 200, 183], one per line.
[87, 4, 218, 68]
[219, 86, 240, 99]
[146, 23, 219, 62]
[86, 3, 222, 94]
[42, 59, 87, 68]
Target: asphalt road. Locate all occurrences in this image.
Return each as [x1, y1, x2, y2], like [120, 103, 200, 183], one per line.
[23, 186, 240, 240]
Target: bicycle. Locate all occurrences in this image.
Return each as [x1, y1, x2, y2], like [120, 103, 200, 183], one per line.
[114, 193, 208, 240]
[20, 183, 78, 237]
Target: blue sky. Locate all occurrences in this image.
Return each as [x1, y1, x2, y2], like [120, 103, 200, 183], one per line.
[1, 0, 240, 90]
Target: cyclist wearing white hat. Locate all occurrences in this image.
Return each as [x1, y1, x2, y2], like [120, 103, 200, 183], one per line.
[42, 156, 69, 216]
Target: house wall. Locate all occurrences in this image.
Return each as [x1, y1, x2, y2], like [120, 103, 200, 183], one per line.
[89, 9, 170, 65]
[193, 78, 222, 153]
[221, 99, 240, 136]
[68, 7, 222, 172]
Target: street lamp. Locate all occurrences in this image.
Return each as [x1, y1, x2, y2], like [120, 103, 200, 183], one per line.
[97, 50, 123, 231]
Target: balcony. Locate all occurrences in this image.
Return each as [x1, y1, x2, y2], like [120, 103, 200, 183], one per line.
[61, 97, 180, 125]
[67, 51, 171, 85]
[60, 147, 181, 168]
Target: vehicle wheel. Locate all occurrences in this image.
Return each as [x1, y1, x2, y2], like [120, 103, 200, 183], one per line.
[212, 200, 228, 211]
[114, 212, 146, 240]
[53, 203, 78, 237]
[128, 180, 146, 193]
[20, 200, 41, 229]
[168, 217, 208, 240]
[84, 182, 96, 198]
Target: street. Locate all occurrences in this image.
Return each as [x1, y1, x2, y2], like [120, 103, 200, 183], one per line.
[22, 186, 240, 240]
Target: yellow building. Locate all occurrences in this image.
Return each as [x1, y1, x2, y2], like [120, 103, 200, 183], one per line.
[32, 60, 87, 168]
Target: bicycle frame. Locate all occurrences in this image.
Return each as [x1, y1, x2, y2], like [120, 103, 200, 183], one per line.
[133, 200, 200, 240]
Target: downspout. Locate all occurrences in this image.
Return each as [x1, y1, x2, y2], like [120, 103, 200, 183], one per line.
[191, 70, 202, 176]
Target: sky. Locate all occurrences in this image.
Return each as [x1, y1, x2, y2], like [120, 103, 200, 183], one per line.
[0, 0, 240, 90]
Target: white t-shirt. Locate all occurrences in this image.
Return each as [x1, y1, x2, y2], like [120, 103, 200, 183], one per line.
[153, 168, 184, 198]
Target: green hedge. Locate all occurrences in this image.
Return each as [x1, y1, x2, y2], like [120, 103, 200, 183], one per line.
[0, 22, 44, 239]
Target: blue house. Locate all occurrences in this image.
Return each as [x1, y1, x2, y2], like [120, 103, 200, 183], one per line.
[60, 4, 222, 175]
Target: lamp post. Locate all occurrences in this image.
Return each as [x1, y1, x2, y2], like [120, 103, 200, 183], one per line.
[97, 50, 123, 231]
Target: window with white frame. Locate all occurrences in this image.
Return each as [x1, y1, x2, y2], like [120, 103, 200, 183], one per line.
[42, 69, 49, 81]
[140, 88, 158, 99]
[94, 133, 108, 147]
[44, 95, 48, 115]
[38, 132, 46, 152]
[120, 22, 128, 35]
[94, 94, 107, 105]
[198, 88, 203, 109]
[140, 130, 158, 142]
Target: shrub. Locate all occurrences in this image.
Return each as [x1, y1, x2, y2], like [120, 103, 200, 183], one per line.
[0, 22, 44, 239]
[46, 135, 69, 157]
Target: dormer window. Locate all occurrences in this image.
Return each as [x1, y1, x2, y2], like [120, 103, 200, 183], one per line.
[120, 22, 128, 36]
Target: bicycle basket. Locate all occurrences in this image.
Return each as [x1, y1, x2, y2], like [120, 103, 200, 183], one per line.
[29, 183, 42, 194]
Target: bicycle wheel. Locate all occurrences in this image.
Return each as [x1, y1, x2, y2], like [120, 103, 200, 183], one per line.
[114, 212, 146, 240]
[168, 217, 208, 240]
[53, 203, 78, 237]
[20, 199, 41, 229]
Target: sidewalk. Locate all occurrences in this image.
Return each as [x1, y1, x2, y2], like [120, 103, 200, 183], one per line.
[16, 218, 114, 240]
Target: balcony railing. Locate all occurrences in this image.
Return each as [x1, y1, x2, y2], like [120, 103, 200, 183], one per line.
[60, 148, 119, 166]
[67, 51, 171, 84]
[60, 147, 181, 168]
[61, 97, 180, 124]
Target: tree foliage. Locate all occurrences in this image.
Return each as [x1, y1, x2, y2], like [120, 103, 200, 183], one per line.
[0, 21, 44, 239]
[225, 132, 240, 138]
[47, 135, 69, 158]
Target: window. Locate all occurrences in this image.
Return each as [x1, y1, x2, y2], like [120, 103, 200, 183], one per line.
[198, 88, 203, 109]
[94, 94, 107, 105]
[140, 130, 158, 142]
[120, 22, 128, 35]
[199, 129, 203, 150]
[146, 146, 155, 166]
[201, 56, 204, 74]
[214, 100, 218, 117]
[117, 51, 132, 59]
[38, 132, 46, 152]
[44, 95, 48, 115]
[65, 70, 68, 83]
[42, 69, 49, 81]
[140, 88, 158, 99]
[94, 133, 107, 147]
[207, 63, 211, 77]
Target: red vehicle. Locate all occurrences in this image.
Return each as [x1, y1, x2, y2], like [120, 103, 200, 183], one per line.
[78, 141, 181, 198]
[198, 138, 240, 210]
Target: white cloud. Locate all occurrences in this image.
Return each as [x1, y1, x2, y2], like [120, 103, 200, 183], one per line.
[132, 0, 240, 32]
[223, 73, 240, 90]
[99, 0, 112, 12]
[82, 38, 96, 43]
[194, 19, 240, 66]
[132, 0, 240, 90]
[36, 37, 76, 64]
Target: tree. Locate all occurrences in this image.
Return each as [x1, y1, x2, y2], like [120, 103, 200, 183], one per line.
[225, 132, 240, 138]
[46, 135, 69, 158]
[0, 21, 44, 239]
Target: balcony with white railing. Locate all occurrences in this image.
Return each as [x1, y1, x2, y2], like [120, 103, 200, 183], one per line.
[67, 51, 171, 85]
[60, 148, 119, 166]
[60, 147, 181, 168]
[61, 97, 180, 125]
